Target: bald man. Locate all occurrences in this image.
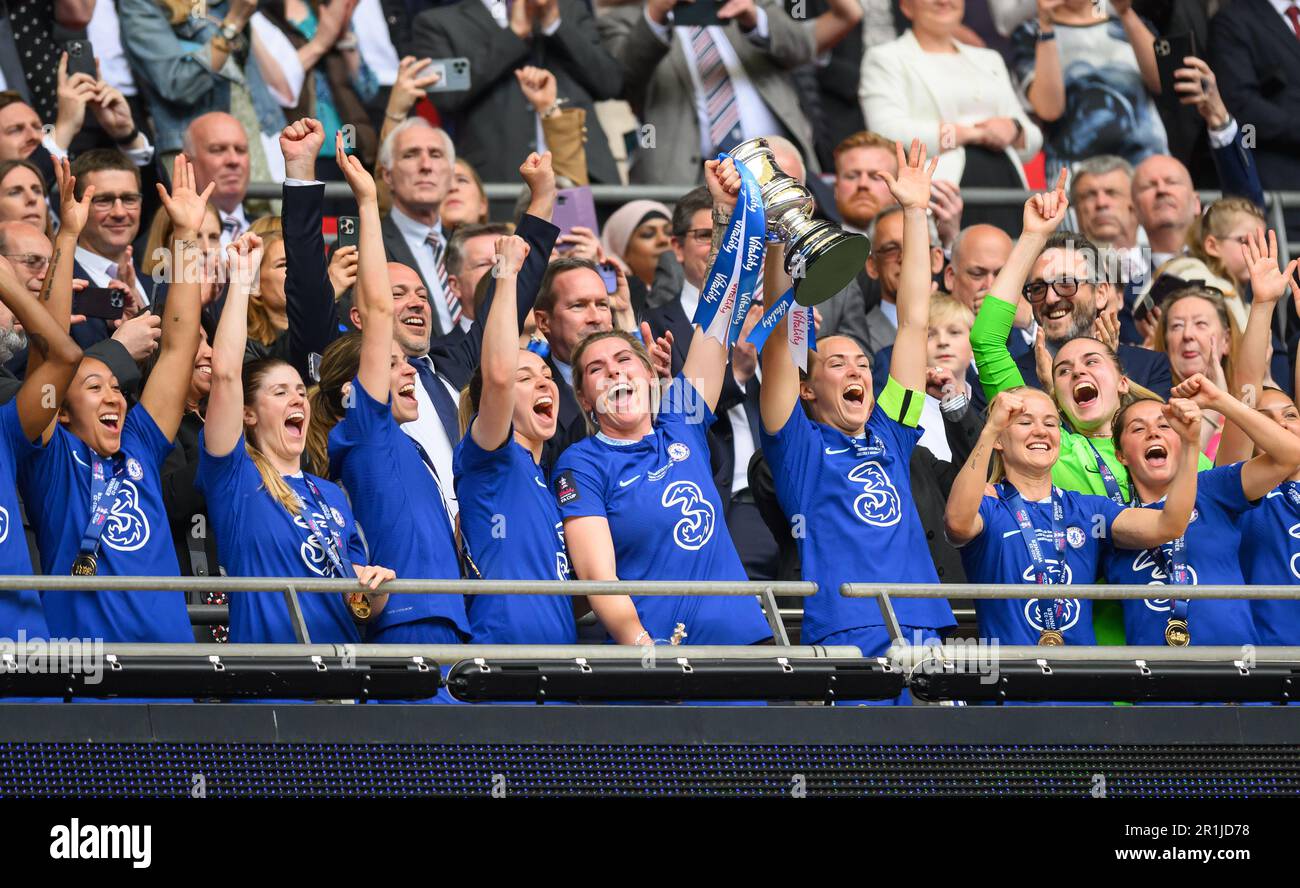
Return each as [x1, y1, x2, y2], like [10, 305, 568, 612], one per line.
[184, 112, 254, 246]
[1132, 155, 1201, 268]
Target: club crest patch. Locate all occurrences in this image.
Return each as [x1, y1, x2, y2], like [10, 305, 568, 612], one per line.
[668, 442, 690, 462]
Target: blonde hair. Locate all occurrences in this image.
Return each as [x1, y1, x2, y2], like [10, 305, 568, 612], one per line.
[248, 217, 285, 347]
[987, 386, 1051, 485]
[570, 330, 657, 434]
[1151, 285, 1241, 388]
[928, 292, 974, 330]
[243, 359, 302, 515]
[1188, 196, 1266, 284]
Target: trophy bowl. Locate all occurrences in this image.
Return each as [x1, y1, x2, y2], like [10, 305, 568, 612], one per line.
[730, 138, 872, 306]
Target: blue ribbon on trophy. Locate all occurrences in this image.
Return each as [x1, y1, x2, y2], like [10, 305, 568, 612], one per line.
[743, 287, 817, 371]
[692, 153, 766, 346]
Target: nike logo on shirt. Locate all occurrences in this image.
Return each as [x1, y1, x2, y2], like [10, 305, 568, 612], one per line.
[825, 447, 850, 455]
[619, 475, 641, 487]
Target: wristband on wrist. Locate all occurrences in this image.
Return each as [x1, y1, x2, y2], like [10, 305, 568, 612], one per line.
[385, 110, 406, 123]
[114, 126, 140, 147]
[1037, 28, 1056, 42]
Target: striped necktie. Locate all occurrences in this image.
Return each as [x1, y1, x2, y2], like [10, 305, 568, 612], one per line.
[426, 230, 461, 329]
[689, 26, 743, 155]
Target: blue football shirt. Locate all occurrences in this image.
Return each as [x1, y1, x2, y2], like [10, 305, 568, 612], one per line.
[1105, 463, 1259, 646]
[553, 376, 770, 645]
[327, 376, 468, 637]
[0, 399, 45, 639]
[959, 488, 1125, 645]
[454, 418, 576, 644]
[20, 406, 190, 642]
[759, 392, 953, 645]
[197, 431, 364, 644]
[1238, 483, 1300, 645]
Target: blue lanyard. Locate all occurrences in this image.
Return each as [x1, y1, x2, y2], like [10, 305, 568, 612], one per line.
[294, 475, 349, 578]
[1128, 487, 1191, 587]
[1085, 438, 1126, 505]
[77, 451, 127, 561]
[999, 483, 1067, 631]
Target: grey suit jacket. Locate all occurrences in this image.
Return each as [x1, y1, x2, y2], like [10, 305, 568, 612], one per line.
[597, 2, 819, 185]
[412, 0, 624, 184]
[381, 211, 448, 339]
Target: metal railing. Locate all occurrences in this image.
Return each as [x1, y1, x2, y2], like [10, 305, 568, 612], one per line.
[843, 582, 1300, 664]
[8, 576, 814, 648]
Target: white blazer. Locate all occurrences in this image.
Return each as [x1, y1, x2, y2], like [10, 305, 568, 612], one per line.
[859, 29, 1042, 188]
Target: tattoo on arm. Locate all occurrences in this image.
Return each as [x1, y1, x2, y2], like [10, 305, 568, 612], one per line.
[38, 248, 62, 303]
[966, 443, 984, 471]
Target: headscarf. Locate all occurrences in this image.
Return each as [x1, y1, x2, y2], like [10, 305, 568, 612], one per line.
[599, 199, 672, 264]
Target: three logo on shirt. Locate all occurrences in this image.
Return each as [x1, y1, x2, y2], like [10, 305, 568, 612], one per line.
[847, 461, 902, 527]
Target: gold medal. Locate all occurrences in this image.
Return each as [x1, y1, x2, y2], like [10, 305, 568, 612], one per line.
[1038, 629, 1064, 646]
[347, 592, 372, 621]
[1164, 618, 1190, 647]
[71, 553, 98, 577]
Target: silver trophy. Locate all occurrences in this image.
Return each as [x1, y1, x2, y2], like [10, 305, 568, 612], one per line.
[730, 138, 872, 306]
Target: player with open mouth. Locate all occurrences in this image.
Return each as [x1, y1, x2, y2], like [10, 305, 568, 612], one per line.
[452, 226, 577, 645]
[1105, 372, 1300, 646]
[757, 139, 956, 690]
[947, 388, 1200, 648]
[553, 156, 769, 648]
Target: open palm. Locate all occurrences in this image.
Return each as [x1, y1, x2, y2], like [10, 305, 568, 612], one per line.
[55, 157, 93, 237]
[158, 154, 215, 235]
[875, 139, 936, 211]
[1243, 228, 1298, 305]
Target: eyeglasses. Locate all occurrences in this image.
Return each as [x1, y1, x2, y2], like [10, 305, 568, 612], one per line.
[1022, 277, 1092, 303]
[2, 252, 48, 271]
[90, 192, 143, 211]
[873, 242, 903, 261]
[677, 228, 712, 245]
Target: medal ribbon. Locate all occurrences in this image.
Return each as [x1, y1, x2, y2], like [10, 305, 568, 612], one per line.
[75, 451, 129, 567]
[1085, 438, 1127, 505]
[295, 475, 349, 578]
[999, 483, 1067, 633]
[693, 153, 765, 346]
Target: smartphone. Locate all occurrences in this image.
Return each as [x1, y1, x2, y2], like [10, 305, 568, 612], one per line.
[1131, 289, 1157, 325]
[1139, 272, 1194, 323]
[552, 187, 599, 248]
[336, 216, 359, 249]
[672, 0, 724, 27]
[597, 262, 619, 295]
[75, 287, 127, 322]
[64, 39, 97, 79]
[1154, 32, 1197, 97]
[426, 58, 471, 93]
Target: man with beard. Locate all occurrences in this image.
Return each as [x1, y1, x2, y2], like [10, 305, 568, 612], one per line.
[1014, 230, 1171, 399]
[0, 221, 155, 402]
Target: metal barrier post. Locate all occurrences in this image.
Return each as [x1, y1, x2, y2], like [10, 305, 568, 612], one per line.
[875, 587, 905, 647]
[759, 586, 790, 646]
[282, 583, 311, 644]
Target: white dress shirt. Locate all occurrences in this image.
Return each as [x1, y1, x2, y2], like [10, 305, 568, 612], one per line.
[877, 298, 898, 331]
[644, 9, 782, 158]
[389, 206, 455, 335]
[482, 0, 562, 154]
[553, 356, 574, 389]
[728, 381, 757, 495]
[354, 0, 401, 86]
[400, 354, 462, 518]
[88, 0, 138, 96]
[74, 245, 150, 308]
[679, 280, 701, 326]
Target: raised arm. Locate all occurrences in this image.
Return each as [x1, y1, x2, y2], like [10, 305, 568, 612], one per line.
[758, 242, 798, 435]
[203, 232, 263, 458]
[1220, 228, 1297, 464]
[28, 158, 88, 384]
[336, 133, 393, 405]
[1111, 399, 1202, 548]
[562, 515, 650, 645]
[1024, 3, 1066, 121]
[680, 157, 742, 413]
[1174, 373, 1300, 501]
[140, 154, 213, 441]
[0, 263, 81, 442]
[874, 139, 938, 393]
[945, 391, 1021, 545]
[280, 119, 342, 381]
[1116, 2, 1161, 96]
[472, 235, 529, 451]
